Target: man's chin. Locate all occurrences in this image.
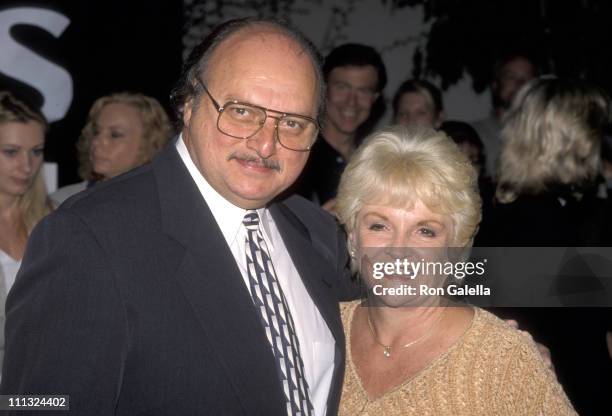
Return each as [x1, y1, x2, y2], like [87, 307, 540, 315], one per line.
[327, 116, 363, 137]
[226, 185, 281, 209]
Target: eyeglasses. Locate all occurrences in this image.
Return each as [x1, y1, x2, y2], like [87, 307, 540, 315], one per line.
[197, 79, 319, 152]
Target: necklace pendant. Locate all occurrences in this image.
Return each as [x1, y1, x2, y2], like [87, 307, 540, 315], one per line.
[383, 347, 391, 358]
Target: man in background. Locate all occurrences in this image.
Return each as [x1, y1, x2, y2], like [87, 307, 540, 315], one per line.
[294, 43, 387, 206]
[474, 53, 537, 177]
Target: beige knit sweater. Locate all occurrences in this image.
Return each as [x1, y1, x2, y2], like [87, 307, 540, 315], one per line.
[339, 301, 577, 415]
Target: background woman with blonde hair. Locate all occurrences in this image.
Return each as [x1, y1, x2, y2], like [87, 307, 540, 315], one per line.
[392, 79, 444, 128]
[0, 91, 52, 372]
[478, 77, 611, 414]
[51, 92, 173, 205]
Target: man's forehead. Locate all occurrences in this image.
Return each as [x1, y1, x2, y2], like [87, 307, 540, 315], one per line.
[501, 58, 535, 75]
[212, 26, 299, 60]
[204, 28, 313, 82]
[329, 65, 379, 83]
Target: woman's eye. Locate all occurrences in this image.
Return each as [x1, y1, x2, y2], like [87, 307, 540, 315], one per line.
[368, 223, 386, 231]
[419, 227, 437, 237]
[110, 131, 123, 139]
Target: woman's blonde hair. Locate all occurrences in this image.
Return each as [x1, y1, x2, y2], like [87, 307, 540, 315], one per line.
[497, 77, 609, 203]
[77, 93, 173, 180]
[0, 91, 52, 233]
[335, 125, 481, 261]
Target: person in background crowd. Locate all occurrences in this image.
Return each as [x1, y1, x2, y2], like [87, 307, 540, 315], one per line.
[473, 53, 537, 177]
[439, 121, 485, 175]
[0, 91, 52, 375]
[294, 43, 387, 206]
[50, 93, 173, 205]
[439, 120, 496, 239]
[600, 133, 612, 198]
[392, 79, 443, 128]
[335, 125, 575, 415]
[479, 77, 612, 415]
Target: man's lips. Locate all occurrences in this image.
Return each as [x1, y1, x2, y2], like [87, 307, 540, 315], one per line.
[228, 154, 280, 172]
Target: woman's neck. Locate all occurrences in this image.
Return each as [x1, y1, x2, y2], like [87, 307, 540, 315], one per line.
[365, 300, 448, 347]
[0, 193, 20, 221]
[0, 193, 27, 259]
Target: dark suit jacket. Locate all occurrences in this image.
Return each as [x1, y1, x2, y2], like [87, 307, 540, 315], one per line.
[1, 143, 356, 415]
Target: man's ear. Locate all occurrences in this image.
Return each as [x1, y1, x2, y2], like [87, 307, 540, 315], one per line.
[182, 97, 194, 128]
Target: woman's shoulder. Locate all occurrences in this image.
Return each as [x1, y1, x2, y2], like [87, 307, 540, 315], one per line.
[464, 308, 553, 384]
[471, 307, 541, 352]
[468, 308, 576, 414]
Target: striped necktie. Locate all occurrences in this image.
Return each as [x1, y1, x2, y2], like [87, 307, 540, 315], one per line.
[243, 210, 314, 416]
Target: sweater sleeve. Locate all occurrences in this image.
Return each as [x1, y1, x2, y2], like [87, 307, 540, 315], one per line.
[497, 330, 577, 415]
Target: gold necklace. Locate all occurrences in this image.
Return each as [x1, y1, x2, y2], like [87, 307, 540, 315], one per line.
[366, 308, 446, 358]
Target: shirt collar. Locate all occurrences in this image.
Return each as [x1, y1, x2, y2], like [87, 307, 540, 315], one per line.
[175, 134, 276, 250]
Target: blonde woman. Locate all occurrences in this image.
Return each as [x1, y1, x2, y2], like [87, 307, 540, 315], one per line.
[0, 91, 52, 371]
[392, 79, 443, 128]
[481, 77, 611, 415]
[335, 125, 576, 415]
[51, 93, 173, 205]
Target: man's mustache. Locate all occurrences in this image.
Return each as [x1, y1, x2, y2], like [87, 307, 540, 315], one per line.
[228, 152, 281, 171]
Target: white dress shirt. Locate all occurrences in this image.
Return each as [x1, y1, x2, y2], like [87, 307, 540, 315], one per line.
[176, 136, 335, 416]
[0, 249, 20, 295]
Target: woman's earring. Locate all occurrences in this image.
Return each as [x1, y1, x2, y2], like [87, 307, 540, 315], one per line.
[350, 249, 356, 259]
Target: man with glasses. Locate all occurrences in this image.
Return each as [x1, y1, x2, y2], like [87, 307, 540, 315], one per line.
[2, 18, 355, 415]
[294, 43, 387, 207]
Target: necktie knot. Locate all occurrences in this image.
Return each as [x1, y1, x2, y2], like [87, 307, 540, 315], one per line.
[243, 210, 260, 231]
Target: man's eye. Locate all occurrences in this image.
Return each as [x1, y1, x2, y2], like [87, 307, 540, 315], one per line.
[2, 149, 18, 157]
[357, 88, 375, 99]
[333, 82, 350, 91]
[230, 105, 252, 118]
[32, 148, 44, 157]
[281, 118, 305, 131]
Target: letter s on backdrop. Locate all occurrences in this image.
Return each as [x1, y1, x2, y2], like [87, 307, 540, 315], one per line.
[0, 7, 72, 122]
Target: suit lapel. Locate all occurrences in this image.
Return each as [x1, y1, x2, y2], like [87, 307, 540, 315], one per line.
[269, 202, 345, 416]
[269, 203, 344, 348]
[152, 144, 286, 413]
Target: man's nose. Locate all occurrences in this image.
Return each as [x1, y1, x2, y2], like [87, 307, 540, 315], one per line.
[344, 88, 359, 105]
[246, 118, 278, 159]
